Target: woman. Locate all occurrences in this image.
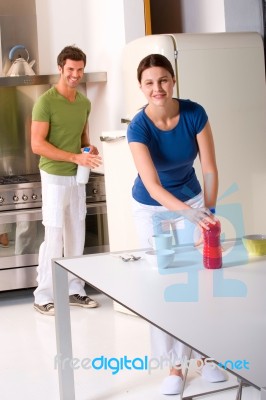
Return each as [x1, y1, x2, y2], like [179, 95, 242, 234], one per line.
[127, 54, 226, 395]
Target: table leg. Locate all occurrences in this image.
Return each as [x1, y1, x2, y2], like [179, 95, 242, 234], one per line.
[52, 261, 75, 400]
[180, 348, 193, 399]
[235, 379, 242, 400]
[261, 387, 266, 399]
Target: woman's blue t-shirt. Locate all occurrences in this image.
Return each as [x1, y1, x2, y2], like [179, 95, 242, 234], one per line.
[127, 99, 208, 206]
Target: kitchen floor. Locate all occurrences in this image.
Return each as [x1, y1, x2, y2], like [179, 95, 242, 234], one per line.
[0, 287, 260, 400]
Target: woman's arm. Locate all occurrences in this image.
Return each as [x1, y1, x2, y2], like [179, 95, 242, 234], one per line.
[129, 140, 216, 229]
[196, 121, 219, 210]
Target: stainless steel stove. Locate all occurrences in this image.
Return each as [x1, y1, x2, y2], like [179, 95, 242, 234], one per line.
[0, 172, 106, 211]
[0, 171, 108, 291]
[0, 174, 42, 211]
[85, 172, 106, 203]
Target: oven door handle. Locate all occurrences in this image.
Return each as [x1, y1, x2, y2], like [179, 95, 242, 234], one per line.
[86, 202, 107, 216]
[0, 209, 42, 223]
[100, 135, 125, 142]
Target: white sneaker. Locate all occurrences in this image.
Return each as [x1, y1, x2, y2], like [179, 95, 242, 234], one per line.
[160, 375, 183, 395]
[201, 363, 227, 383]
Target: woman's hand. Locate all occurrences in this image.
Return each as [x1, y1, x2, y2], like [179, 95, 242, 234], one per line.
[179, 207, 217, 230]
[179, 207, 219, 247]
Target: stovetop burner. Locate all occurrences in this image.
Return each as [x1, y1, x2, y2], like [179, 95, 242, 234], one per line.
[0, 174, 41, 185]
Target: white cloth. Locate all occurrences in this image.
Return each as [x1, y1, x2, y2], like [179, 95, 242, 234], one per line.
[15, 221, 41, 255]
[34, 171, 87, 305]
[131, 192, 204, 364]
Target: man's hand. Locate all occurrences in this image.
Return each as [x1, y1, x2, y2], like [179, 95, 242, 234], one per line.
[83, 145, 99, 155]
[77, 147, 102, 169]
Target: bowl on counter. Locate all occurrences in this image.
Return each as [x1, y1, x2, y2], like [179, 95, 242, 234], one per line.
[145, 249, 175, 269]
[242, 234, 266, 256]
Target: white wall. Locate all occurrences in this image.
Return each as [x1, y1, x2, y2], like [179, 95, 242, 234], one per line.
[179, 0, 263, 36]
[35, 0, 145, 171]
[224, 0, 264, 36]
[180, 0, 226, 33]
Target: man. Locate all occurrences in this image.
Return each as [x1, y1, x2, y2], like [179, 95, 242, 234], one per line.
[31, 45, 102, 316]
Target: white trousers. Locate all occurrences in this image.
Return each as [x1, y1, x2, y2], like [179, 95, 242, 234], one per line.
[132, 193, 203, 363]
[34, 171, 87, 305]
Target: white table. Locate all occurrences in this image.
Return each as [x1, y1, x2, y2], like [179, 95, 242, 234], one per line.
[52, 240, 266, 399]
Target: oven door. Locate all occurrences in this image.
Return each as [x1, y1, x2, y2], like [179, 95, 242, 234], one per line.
[0, 208, 43, 269]
[84, 202, 109, 254]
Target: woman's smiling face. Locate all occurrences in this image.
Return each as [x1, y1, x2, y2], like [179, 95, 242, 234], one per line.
[140, 66, 176, 106]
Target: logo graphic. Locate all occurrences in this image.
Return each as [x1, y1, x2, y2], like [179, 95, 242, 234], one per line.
[151, 183, 248, 302]
[54, 354, 250, 374]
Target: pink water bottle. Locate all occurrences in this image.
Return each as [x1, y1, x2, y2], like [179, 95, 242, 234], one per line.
[203, 220, 222, 269]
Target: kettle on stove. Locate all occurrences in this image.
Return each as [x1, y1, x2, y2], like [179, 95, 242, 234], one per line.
[6, 45, 36, 77]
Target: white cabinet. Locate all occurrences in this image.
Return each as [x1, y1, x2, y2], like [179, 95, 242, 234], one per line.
[102, 133, 140, 252]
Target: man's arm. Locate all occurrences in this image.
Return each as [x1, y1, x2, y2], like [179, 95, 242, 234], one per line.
[81, 122, 90, 148]
[80, 122, 99, 156]
[31, 121, 78, 163]
[31, 120, 101, 167]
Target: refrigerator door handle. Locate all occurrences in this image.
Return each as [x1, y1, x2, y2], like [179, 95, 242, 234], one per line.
[121, 118, 131, 124]
[100, 135, 125, 142]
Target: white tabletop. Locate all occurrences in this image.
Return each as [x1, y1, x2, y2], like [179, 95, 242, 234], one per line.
[55, 240, 266, 391]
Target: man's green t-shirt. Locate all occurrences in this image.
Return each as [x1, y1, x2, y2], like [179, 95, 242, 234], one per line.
[32, 86, 91, 176]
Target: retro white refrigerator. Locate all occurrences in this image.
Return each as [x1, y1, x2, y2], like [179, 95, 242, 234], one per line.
[103, 32, 266, 253]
